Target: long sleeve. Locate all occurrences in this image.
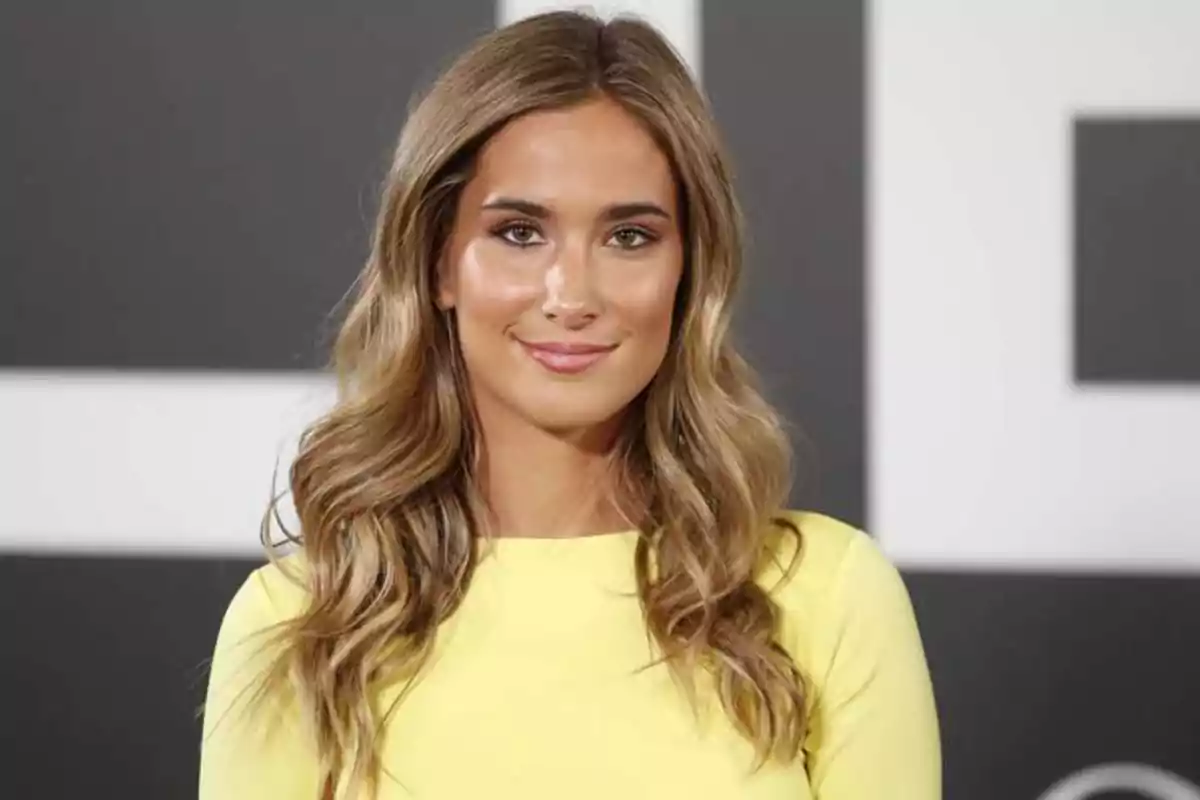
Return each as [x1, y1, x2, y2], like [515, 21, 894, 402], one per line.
[803, 531, 942, 799]
[198, 566, 318, 800]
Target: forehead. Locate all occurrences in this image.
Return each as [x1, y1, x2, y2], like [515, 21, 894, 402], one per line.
[469, 97, 676, 205]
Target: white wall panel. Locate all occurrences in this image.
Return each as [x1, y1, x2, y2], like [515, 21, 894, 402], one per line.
[870, 1, 1200, 571]
[0, 371, 331, 554]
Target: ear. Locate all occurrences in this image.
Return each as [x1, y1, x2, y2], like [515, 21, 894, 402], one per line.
[435, 249, 457, 311]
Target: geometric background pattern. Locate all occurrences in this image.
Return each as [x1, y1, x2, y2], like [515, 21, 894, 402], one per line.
[1075, 117, 1200, 383]
[2, 2, 1197, 798]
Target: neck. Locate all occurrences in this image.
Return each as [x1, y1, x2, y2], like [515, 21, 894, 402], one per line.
[475, 412, 628, 540]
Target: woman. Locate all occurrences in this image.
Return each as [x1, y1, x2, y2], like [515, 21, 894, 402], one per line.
[199, 10, 940, 800]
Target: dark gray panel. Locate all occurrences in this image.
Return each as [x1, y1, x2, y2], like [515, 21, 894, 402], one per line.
[907, 569, 1200, 799]
[1075, 117, 1200, 383]
[0, 554, 260, 799]
[0, 2, 495, 371]
[703, 2, 866, 526]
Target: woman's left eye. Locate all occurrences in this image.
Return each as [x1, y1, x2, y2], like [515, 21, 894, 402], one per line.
[608, 227, 656, 249]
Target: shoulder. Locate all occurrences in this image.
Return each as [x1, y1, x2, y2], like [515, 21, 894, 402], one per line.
[758, 510, 921, 679]
[201, 551, 322, 797]
[206, 552, 311, 696]
[218, 551, 311, 636]
[203, 552, 311, 734]
[758, 510, 885, 600]
[759, 512, 940, 793]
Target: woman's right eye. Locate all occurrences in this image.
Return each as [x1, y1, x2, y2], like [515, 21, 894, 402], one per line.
[495, 223, 546, 247]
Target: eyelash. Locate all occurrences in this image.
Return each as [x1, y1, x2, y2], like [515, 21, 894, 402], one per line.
[491, 221, 659, 250]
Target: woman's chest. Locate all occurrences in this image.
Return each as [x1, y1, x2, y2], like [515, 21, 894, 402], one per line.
[369, 581, 813, 800]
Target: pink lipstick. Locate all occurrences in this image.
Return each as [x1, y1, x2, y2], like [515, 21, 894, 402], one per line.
[518, 340, 616, 375]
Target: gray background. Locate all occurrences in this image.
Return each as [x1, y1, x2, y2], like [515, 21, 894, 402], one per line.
[1075, 117, 1200, 383]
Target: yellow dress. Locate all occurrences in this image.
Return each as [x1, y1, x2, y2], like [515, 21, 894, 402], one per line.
[199, 512, 941, 799]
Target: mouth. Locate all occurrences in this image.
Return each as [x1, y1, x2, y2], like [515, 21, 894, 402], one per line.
[516, 339, 617, 375]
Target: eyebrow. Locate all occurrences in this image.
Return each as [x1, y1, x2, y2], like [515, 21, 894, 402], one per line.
[479, 197, 673, 223]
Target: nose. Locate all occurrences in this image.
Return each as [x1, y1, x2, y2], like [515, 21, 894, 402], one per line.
[540, 244, 599, 328]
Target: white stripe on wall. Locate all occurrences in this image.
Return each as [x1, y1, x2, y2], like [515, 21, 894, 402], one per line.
[499, 0, 700, 79]
[0, 371, 332, 555]
[870, 1, 1200, 572]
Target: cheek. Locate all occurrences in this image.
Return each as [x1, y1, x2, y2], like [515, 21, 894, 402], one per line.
[608, 261, 683, 343]
[454, 240, 542, 327]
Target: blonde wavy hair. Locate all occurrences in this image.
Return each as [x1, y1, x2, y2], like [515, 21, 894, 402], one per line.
[249, 10, 807, 799]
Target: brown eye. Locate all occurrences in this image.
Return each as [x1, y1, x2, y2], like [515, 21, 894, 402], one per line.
[496, 222, 546, 247]
[607, 226, 656, 250]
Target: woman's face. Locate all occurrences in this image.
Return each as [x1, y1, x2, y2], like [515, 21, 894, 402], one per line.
[438, 96, 684, 435]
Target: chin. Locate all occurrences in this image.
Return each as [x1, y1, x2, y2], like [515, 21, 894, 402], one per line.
[526, 404, 627, 435]
[517, 387, 636, 435]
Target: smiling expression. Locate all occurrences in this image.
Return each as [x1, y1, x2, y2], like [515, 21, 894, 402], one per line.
[437, 95, 685, 434]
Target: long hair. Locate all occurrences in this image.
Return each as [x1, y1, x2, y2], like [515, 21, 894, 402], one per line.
[249, 11, 806, 798]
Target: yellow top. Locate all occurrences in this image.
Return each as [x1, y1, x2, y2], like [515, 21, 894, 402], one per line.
[199, 512, 941, 799]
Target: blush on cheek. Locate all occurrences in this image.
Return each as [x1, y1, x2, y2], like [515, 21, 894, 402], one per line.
[606, 265, 681, 333]
[457, 239, 545, 314]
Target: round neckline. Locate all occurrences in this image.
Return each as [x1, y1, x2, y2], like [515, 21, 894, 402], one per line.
[479, 528, 639, 548]
[474, 528, 640, 565]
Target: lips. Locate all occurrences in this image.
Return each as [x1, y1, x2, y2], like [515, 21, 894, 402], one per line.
[517, 339, 616, 374]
